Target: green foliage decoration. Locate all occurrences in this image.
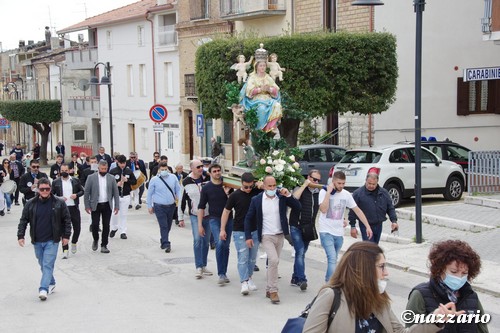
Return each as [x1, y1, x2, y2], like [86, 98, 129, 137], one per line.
[0, 100, 61, 124]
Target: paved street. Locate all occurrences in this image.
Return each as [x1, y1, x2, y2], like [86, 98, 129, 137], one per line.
[1, 192, 499, 332]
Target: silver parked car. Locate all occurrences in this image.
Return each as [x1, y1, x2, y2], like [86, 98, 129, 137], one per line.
[298, 144, 346, 183]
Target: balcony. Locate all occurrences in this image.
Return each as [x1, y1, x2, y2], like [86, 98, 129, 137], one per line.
[65, 48, 99, 70]
[67, 96, 101, 119]
[158, 25, 178, 47]
[220, 0, 286, 21]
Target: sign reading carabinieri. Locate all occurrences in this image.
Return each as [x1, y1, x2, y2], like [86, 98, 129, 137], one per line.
[463, 66, 500, 82]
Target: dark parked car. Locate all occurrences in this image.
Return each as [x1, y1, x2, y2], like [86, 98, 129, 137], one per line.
[297, 144, 346, 183]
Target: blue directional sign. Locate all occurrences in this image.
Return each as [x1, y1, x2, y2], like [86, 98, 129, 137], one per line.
[196, 114, 204, 137]
[149, 104, 168, 123]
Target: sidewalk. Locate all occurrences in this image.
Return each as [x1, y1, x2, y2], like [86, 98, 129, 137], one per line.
[310, 194, 500, 297]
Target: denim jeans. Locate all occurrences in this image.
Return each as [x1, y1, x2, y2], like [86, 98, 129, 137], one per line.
[153, 203, 176, 248]
[4, 192, 12, 210]
[33, 240, 58, 292]
[190, 215, 211, 269]
[290, 226, 310, 283]
[359, 222, 383, 244]
[233, 230, 259, 282]
[209, 217, 233, 276]
[319, 232, 344, 282]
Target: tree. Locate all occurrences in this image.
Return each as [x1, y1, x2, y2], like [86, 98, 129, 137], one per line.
[195, 32, 398, 147]
[0, 100, 61, 166]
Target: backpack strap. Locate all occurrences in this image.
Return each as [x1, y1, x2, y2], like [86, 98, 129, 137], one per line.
[327, 288, 341, 327]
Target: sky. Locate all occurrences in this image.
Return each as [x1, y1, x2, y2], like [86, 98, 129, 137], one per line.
[0, 0, 137, 51]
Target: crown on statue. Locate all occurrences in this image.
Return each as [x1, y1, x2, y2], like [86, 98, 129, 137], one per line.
[254, 43, 269, 63]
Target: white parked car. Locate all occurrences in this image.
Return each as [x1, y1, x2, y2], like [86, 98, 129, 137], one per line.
[333, 144, 466, 207]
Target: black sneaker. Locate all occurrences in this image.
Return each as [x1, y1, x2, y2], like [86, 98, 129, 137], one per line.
[110, 230, 117, 238]
[299, 281, 308, 291]
[15, 202, 20, 206]
[101, 246, 110, 253]
[135, 204, 141, 210]
[210, 242, 216, 250]
[0, 210, 4, 216]
[120, 233, 127, 239]
[165, 246, 171, 253]
[254, 265, 260, 272]
[92, 240, 98, 251]
[128, 205, 132, 209]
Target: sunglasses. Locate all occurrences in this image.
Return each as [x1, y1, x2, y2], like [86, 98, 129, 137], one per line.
[211, 169, 221, 173]
[310, 176, 321, 182]
[242, 185, 254, 190]
[195, 165, 203, 169]
[39, 187, 51, 192]
[31, 166, 40, 169]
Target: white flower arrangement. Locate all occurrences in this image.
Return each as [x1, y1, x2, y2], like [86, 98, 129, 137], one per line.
[254, 149, 304, 189]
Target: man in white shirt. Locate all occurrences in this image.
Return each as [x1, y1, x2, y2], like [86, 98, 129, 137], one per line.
[244, 175, 301, 304]
[51, 164, 84, 258]
[318, 171, 373, 282]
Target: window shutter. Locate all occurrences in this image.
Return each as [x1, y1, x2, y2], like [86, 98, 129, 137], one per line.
[456, 78, 469, 116]
[489, 80, 500, 114]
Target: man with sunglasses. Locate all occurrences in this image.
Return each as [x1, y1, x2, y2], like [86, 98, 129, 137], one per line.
[288, 170, 322, 291]
[17, 178, 72, 301]
[19, 160, 48, 205]
[178, 159, 212, 279]
[198, 163, 234, 285]
[220, 172, 262, 295]
[127, 152, 147, 210]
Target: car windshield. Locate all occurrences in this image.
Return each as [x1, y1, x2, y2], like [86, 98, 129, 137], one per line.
[339, 151, 382, 164]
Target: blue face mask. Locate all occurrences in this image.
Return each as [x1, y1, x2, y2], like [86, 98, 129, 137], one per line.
[265, 189, 276, 197]
[443, 273, 468, 291]
[160, 170, 169, 177]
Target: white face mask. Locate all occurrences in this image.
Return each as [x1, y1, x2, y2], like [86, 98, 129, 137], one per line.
[378, 279, 387, 294]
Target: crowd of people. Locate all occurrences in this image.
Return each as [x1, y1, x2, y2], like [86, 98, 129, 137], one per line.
[9, 143, 489, 331]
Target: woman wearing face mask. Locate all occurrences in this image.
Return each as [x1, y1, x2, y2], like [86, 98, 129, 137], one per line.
[406, 240, 488, 333]
[303, 241, 459, 333]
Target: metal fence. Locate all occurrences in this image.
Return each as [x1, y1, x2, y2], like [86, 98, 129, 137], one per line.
[468, 150, 500, 195]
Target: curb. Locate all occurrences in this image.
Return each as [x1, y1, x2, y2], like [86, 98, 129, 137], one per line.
[465, 195, 500, 209]
[396, 209, 494, 232]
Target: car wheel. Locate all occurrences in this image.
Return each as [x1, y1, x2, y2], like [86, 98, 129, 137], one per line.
[444, 176, 464, 201]
[385, 183, 403, 208]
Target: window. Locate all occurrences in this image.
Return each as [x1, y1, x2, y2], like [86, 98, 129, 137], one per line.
[223, 120, 232, 144]
[137, 25, 145, 46]
[408, 148, 435, 164]
[164, 62, 173, 97]
[139, 64, 147, 97]
[389, 149, 410, 163]
[446, 146, 469, 163]
[457, 78, 500, 115]
[158, 14, 177, 46]
[185, 74, 196, 97]
[127, 65, 134, 96]
[106, 30, 113, 50]
[167, 130, 174, 149]
[74, 129, 86, 142]
[190, 0, 209, 20]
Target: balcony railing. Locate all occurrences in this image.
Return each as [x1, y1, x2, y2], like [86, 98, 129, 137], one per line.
[65, 48, 98, 70]
[220, 0, 286, 21]
[158, 25, 178, 46]
[68, 96, 101, 119]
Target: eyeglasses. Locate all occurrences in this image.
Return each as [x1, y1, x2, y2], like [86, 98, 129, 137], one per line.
[211, 169, 221, 173]
[39, 187, 51, 192]
[376, 263, 386, 272]
[243, 185, 254, 190]
[3, 162, 8, 164]
[310, 176, 321, 183]
[31, 166, 40, 169]
[195, 165, 204, 169]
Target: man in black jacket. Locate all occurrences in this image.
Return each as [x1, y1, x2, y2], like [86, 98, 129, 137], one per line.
[95, 147, 112, 166]
[19, 159, 48, 205]
[17, 177, 72, 301]
[289, 170, 322, 291]
[49, 154, 64, 180]
[109, 155, 137, 239]
[127, 152, 147, 209]
[51, 164, 84, 258]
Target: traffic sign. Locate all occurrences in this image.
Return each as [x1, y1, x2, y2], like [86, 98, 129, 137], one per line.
[196, 114, 204, 137]
[0, 118, 9, 126]
[149, 104, 168, 123]
[153, 123, 164, 133]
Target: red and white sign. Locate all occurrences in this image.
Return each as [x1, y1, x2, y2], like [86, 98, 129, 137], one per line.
[149, 104, 168, 123]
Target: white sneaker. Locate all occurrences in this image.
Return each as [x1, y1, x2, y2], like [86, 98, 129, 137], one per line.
[71, 243, 77, 254]
[241, 281, 249, 295]
[48, 285, 56, 294]
[202, 267, 213, 276]
[62, 250, 68, 259]
[248, 278, 258, 291]
[195, 268, 203, 279]
[259, 253, 268, 259]
[39, 290, 48, 301]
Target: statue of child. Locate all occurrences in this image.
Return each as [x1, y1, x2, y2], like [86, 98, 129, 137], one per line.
[267, 53, 285, 81]
[231, 55, 254, 84]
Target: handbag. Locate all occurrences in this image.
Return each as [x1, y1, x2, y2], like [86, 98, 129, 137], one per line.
[300, 222, 318, 242]
[281, 288, 340, 333]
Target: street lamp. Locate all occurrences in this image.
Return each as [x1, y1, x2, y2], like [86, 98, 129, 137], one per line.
[352, 0, 425, 243]
[90, 62, 114, 156]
